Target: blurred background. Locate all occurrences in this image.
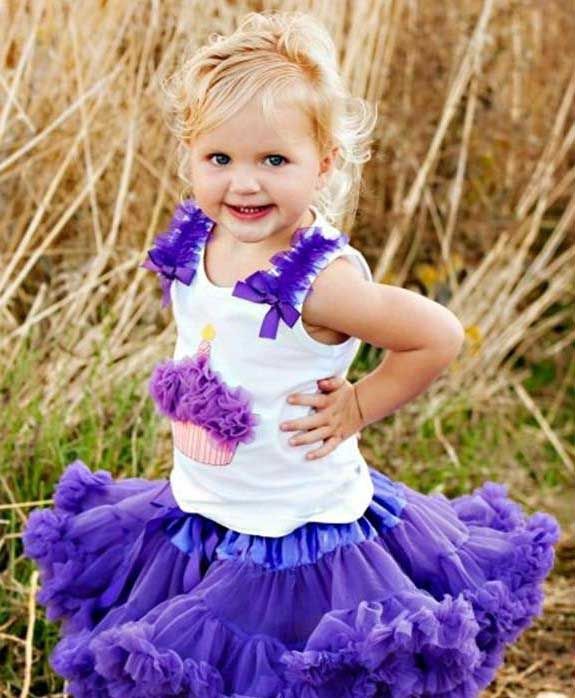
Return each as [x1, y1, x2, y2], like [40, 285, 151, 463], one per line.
[0, 1, 573, 695]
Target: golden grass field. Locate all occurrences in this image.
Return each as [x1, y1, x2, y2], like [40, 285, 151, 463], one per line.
[0, 1, 574, 696]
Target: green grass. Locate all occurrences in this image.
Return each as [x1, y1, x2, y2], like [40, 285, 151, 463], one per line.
[1, 346, 161, 493]
[353, 343, 574, 499]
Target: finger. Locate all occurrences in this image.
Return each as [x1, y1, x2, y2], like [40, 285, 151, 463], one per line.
[280, 410, 330, 433]
[287, 392, 329, 408]
[288, 425, 332, 446]
[317, 375, 344, 391]
[305, 435, 342, 460]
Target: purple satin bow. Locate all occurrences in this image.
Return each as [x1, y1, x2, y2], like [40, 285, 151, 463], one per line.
[140, 253, 197, 308]
[232, 271, 300, 339]
[141, 254, 196, 285]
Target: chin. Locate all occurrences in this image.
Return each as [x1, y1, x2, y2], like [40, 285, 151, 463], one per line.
[234, 233, 269, 244]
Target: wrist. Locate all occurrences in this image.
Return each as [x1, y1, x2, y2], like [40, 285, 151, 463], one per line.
[352, 382, 366, 430]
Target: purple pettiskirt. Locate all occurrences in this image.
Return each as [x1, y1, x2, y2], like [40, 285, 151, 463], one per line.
[22, 461, 560, 697]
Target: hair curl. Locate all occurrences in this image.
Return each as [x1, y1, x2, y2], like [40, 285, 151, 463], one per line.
[156, 10, 378, 225]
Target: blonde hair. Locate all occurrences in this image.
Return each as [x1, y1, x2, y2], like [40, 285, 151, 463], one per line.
[156, 10, 378, 225]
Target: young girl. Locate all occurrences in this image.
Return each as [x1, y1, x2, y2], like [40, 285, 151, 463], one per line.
[23, 10, 561, 698]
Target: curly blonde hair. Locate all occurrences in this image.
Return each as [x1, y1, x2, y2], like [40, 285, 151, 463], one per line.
[156, 10, 378, 225]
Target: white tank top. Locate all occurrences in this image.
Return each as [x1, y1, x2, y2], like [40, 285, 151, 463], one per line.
[142, 198, 375, 536]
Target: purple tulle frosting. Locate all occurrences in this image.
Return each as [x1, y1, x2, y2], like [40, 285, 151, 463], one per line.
[22, 462, 561, 697]
[149, 354, 259, 449]
[141, 199, 215, 307]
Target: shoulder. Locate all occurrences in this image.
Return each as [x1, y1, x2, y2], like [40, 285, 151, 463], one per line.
[301, 246, 372, 336]
[309, 242, 372, 294]
[306, 250, 371, 314]
[303, 248, 465, 352]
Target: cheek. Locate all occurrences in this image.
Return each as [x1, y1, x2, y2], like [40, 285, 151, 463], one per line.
[273, 170, 315, 196]
[285, 181, 318, 209]
[193, 170, 224, 196]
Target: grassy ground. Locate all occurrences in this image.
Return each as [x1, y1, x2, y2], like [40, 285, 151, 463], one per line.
[1, 339, 573, 697]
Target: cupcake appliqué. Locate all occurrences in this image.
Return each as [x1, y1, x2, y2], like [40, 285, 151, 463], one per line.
[149, 324, 259, 465]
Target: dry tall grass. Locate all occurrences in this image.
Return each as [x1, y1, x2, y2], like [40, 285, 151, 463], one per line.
[0, 1, 574, 696]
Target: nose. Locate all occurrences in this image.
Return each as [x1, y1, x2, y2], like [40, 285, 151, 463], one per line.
[228, 166, 262, 194]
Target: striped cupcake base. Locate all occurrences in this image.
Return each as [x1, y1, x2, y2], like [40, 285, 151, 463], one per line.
[171, 420, 235, 466]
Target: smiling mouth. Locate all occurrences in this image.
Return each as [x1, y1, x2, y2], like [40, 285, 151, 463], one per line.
[225, 204, 275, 220]
[227, 204, 273, 213]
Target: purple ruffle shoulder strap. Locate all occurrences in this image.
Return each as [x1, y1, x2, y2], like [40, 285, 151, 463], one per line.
[232, 225, 350, 340]
[140, 198, 215, 308]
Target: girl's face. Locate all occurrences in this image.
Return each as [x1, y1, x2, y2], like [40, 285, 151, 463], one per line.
[187, 96, 336, 251]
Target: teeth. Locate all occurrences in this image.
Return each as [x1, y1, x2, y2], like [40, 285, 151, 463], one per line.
[235, 206, 267, 213]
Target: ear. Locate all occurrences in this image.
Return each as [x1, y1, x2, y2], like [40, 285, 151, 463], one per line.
[317, 146, 339, 188]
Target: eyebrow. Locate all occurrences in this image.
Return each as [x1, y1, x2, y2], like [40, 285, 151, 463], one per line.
[203, 147, 290, 155]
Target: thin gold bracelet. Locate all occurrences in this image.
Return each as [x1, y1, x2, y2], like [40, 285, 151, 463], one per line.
[353, 383, 365, 425]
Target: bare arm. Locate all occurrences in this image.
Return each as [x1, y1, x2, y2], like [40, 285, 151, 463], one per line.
[303, 257, 465, 427]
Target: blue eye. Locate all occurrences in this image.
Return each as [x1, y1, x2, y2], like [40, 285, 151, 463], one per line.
[265, 154, 287, 167]
[209, 153, 230, 166]
[207, 153, 287, 167]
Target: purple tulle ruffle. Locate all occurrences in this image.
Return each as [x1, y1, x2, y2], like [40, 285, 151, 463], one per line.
[141, 199, 215, 307]
[149, 353, 259, 449]
[269, 225, 349, 307]
[22, 460, 561, 697]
